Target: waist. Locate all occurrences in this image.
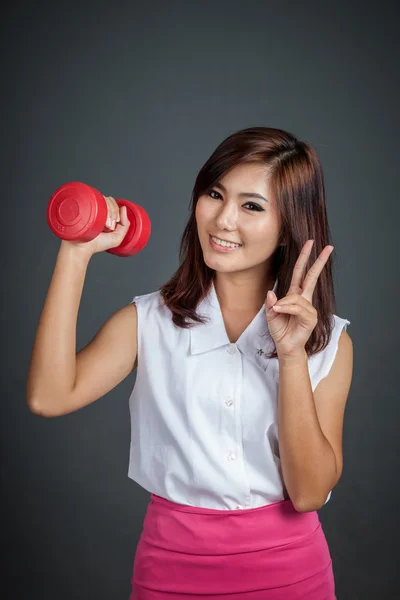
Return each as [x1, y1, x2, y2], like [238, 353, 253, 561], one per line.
[146, 492, 320, 554]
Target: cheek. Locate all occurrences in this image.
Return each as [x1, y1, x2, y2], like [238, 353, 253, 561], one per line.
[244, 219, 279, 247]
[195, 199, 210, 226]
[243, 219, 266, 236]
[195, 206, 203, 231]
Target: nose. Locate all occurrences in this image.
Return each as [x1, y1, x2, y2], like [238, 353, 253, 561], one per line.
[215, 202, 239, 232]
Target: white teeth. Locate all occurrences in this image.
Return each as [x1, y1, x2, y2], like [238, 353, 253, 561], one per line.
[211, 236, 241, 248]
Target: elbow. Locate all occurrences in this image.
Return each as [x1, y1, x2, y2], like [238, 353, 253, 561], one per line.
[292, 493, 328, 513]
[27, 396, 42, 415]
[293, 500, 323, 513]
[27, 397, 60, 418]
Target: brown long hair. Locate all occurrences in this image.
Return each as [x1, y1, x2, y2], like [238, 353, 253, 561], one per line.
[159, 126, 337, 359]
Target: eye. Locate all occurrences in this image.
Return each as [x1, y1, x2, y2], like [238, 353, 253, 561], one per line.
[208, 190, 264, 212]
[245, 202, 264, 212]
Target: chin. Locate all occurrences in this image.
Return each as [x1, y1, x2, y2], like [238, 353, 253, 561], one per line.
[202, 255, 241, 272]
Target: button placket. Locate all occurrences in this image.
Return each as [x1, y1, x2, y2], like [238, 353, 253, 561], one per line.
[224, 341, 244, 511]
[225, 347, 237, 460]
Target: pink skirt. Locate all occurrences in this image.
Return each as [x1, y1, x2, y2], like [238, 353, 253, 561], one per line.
[130, 493, 336, 599]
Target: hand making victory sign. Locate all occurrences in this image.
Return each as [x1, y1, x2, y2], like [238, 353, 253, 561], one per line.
[265, 239, 335, 360]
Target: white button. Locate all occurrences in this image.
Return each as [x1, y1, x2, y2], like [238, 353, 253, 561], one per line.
[227, 452, 236, 461]
[235, 505, 242, 510]
[227, 344, 237, 354]
[225, 398, 233, 407]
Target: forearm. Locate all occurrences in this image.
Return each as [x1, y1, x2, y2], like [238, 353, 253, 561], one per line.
[277, 350, 337, 511]
[26, 241, 92, 412]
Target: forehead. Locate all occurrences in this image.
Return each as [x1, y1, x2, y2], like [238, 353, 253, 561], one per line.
[219, 163, 270, 190]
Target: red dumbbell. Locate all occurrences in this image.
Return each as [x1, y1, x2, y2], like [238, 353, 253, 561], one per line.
[46, 182, 151, 257]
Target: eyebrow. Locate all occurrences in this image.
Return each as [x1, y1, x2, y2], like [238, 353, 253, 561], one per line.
[213, 182, 269, 203]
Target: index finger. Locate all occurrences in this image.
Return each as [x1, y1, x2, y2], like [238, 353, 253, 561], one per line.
[289, 239, 315, 290]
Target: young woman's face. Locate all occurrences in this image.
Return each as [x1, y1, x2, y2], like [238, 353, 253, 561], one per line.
[195, 162, 282, 277]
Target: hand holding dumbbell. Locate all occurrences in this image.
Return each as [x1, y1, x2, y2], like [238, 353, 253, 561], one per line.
[47, 182, 151, 257]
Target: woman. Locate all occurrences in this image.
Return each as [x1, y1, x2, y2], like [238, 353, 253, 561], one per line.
[27, 127, 353, 599]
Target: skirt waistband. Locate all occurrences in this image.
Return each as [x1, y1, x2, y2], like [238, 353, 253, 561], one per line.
[147, 493, 320, 554]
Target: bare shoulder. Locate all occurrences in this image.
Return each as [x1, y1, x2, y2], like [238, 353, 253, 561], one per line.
[104, 302, 138, 336]
[339, 328, 353, 355]
[325, 326, 353, 385]
[123, 301, 138, 318]
[314, 326, 353, 398]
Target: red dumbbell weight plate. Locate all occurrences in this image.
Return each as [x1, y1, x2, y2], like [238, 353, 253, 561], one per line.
[47, 182, 107, 242]
[107, 199, 151, 257]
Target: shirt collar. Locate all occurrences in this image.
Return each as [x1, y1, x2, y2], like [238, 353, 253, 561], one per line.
[189, 278, 278, 371]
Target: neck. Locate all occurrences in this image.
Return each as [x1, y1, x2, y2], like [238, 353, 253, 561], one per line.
[213, 272, 276, 313]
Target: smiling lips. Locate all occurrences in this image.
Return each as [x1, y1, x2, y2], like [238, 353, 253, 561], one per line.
[209, 235, 242, 252]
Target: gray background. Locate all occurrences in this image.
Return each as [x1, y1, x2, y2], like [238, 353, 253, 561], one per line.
[2, 1, 399, 598]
